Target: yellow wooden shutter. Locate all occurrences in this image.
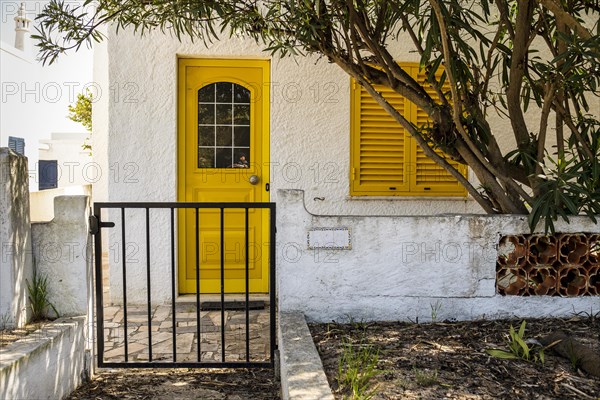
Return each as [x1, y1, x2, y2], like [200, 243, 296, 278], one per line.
[350, 63, 468, 197]
[350, 80, 410, 195]
[410, 67, 467, 196]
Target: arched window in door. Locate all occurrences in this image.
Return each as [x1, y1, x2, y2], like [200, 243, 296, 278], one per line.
[197, 82, 251, 168]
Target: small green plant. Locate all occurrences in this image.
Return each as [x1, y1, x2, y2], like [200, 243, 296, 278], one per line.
[486, 320, 545, 364]
[337, 337, 380, 399]
[413, 367, 439, 386]
[27, 270, 59, 322]
[430, 301, 442, 322]
[0, 313, 12, 329]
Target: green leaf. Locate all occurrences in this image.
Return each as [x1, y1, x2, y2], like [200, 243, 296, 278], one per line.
[518, 321, 526, 338]
[486, 349, 519, 359]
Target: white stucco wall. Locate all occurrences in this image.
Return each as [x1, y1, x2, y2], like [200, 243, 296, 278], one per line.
[96, 27, 481, 303]
[94, 22, 599, 312]
[31, 196, 92, 317]
[95, 24, 599, 214]
[0, 316, 91, 400]
[0, 148, 33, 328]
[277, 190, 600, 322]
[95, 27, 487, 216]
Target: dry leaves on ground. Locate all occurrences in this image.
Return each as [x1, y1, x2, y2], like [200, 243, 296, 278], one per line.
[67, 368, 280, 400]
[311, 316, 600, 400]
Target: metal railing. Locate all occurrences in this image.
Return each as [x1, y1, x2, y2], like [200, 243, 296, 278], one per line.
[90, 202, 276, 368]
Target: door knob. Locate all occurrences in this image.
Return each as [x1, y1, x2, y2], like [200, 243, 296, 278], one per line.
[249, 175, 260, 185]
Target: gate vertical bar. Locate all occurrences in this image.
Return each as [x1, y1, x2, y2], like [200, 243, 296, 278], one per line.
[94, 204, 105, 366]
[195, 208, 201, 361]
[121, 208, 129, 361]
[269, 205, 276, 367]
[220, 207, 225, 362]
[170, 208, 177, 362]
[146, 208, 153, 362]
[244, 207, 250, 362]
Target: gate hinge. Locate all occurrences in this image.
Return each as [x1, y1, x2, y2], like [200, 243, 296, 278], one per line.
[89, 215, 99, 234]
[89, 215, 115, 235]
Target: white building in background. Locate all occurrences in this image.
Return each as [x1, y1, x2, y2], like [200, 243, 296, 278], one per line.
[0, 1, 93, 192]
[38, 132, 91, 189]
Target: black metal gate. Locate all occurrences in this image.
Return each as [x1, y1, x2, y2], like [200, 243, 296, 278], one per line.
[90, 202, 276, 368]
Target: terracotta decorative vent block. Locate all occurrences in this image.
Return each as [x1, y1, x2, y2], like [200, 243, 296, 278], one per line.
[528, 235, 558, 265]
[588, 234, 600, 265]
[557, 265, 588, 296]
[588, 266, 600, 295]
[496, 233, 600, 297]
[496, 267, 528, 295]
[528, 266, 557, 296]
[497, 235, 528, 268]
[558, 233, 588, 265]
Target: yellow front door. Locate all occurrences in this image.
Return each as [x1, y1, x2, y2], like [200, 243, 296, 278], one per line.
[177, 58, 270, 294]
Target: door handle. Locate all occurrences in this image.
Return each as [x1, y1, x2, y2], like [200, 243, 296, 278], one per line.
[249, 175, 260, 185]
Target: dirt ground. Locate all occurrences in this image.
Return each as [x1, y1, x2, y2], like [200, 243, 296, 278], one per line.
[310, 316, 600, 399]
[67, 368, 280, 399]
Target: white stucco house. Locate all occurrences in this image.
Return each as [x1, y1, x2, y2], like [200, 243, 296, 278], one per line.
[92, 24, 599, 322]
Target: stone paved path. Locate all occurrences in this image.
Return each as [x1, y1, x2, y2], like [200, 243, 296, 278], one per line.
[101, 303, 271, 363]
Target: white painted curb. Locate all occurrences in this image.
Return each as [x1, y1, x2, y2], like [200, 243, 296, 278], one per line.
[279, 311, 334, 400]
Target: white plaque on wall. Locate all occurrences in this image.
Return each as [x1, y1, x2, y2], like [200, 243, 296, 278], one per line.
[307, 227, 351, 250]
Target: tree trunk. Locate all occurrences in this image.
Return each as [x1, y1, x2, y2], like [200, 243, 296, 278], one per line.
[539, 331, 600, 378]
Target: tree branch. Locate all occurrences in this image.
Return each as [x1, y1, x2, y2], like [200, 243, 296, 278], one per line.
[537, 0, 593, 39]
[429, 0, 532, 210]
[506, 1, 533, 148]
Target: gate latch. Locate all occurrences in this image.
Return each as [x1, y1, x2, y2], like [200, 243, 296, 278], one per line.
[88, 215, 115, 235]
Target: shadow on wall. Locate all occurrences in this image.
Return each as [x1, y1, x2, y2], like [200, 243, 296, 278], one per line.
[0, 148, 33, 328]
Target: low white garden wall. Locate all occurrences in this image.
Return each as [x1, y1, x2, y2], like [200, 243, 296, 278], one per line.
[0, 317, 91, 400]
[31, 195, 92, 317]
[277, 189, 600, 322]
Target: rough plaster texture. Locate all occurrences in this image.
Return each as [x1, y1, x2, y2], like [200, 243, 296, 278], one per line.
[277, 190, 600, 322]
[96, 27, 483, 217]
[96, 27, 475, 304]
[0, 148, 33, 328]
[31, 196, 92, 317]
[96, 25, 599, 217]
[95, 25, 599, 307]
[279, 311, 334, 400]
[0, 316, 90, 400]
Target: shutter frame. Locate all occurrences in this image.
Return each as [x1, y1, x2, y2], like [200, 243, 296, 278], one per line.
[8, 136, 25, 155]
[350, 63, 468, 197]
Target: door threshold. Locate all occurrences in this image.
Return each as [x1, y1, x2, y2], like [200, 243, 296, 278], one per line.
[200, 300, 265, 311]
[175, 293, 270, 304]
